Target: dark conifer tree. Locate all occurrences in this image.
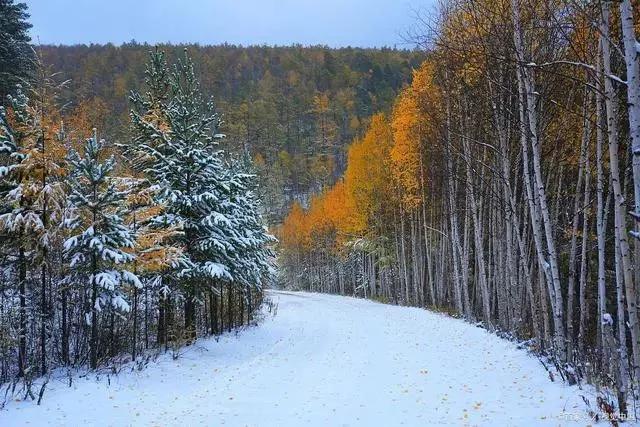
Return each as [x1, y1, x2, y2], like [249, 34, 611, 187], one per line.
[0, 0, 35, 100]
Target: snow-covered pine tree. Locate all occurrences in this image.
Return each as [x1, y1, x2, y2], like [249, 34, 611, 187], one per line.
[0, 83, 68, 376]
[128, 47, 171, 170]
[0, 91, 27, 378]
[129, 49, 234, 342]
[64, 129, 140, 369]
[127, 49, 181, 347]
[224, 158, 275, 322]
[0, 100, 20, 197]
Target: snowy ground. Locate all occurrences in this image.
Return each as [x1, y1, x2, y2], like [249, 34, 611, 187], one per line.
[0, 291, 609, 426]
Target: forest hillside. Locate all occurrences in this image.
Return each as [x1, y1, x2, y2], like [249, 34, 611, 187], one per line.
[37, 44, 423, 223]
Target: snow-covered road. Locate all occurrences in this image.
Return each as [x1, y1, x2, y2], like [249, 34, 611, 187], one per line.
[2, 291, 595, 426]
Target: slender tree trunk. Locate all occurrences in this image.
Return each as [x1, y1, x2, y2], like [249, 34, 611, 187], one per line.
[578, 129, 592, 357]
[132, 286, 138, 360]
[239, 289, 245, 326]
[109, 310, 115, 358]
[601, 2, 640, 380]
[445, 96, 463, 314]
[247, 288, 253, 324]
[90, 254, 98, 370]
[512, 0, 566, 359]
[596, 44, 609, 353]
[40, 260, 46, 375]
[17, 246, 26, 377]
[157, 295, 166, 346]
[566, 128, 587, 359]
[614, 230, 630, 416]
[144, 286, 149, 349]
[184, 298, 196, 343]
[227, 284, 233, 333]
[61, 283, 68, 365]
[463, 132, 491, 326]
[209, 290, 216, 335]
[165, 296, 171, 352]
[619, 0, 640, 227]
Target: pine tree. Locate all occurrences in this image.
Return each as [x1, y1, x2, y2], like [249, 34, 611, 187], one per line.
[130, 49, 235, 342]
[0, 0, 35, 99]
[225, 158, 275, 314]
[0, 46, 276, 380]
[0, 90, 27, 377]
[128, 48, 179, 347]
[0, 82, 68, 376]
[0, 92, 22, 209]
[64, 130, 140, 369]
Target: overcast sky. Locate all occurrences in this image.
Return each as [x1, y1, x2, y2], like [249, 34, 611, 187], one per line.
[24, 0, 435, 48]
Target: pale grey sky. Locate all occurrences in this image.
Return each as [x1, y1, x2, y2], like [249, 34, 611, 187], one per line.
[25, 0, 436, 47]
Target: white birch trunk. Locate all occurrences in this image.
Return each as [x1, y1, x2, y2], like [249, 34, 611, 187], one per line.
[511, 0, 566, 360]
[619, 0, 640, 224]
[601, 1, 640, 380]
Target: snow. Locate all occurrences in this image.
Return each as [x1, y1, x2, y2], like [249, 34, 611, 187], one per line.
[603, 313, 614, 325]
[0, 291, 607, 426]
[202, 261, 232, 280]
[121, 270, 143, 289]
[94, 272, 119, 291]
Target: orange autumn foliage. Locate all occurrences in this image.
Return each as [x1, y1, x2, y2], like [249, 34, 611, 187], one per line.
[390, 61, 441, 210]
[390, 88, 422, 210]
[343, 113, 394, 229]
[280, 201, 310, 251]
[279, 113, 395, 256]
[279, 59, 448, 258]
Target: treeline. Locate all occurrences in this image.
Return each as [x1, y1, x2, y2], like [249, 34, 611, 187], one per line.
[36, 43, 423, 223]
[279, 0, 640, 416]
[0, 32, 275, 386]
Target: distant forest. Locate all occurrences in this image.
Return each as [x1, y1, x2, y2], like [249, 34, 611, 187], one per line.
[38, 44, 423, 223]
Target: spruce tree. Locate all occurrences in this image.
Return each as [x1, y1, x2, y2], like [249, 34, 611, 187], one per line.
[64, 130, 140, 369]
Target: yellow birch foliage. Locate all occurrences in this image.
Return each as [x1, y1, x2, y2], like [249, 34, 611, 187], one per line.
[343, 113, 394, 233]
[391, 88, 422, 210]
[390, 61, 441, 210]
[279, 113, 395, 256]
[306, 192, 331, 239]
[324, 180, 359, 244]
[280, 200, 309, 251]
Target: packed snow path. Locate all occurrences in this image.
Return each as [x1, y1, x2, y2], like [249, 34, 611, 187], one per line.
[2, 291, 595, 426]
